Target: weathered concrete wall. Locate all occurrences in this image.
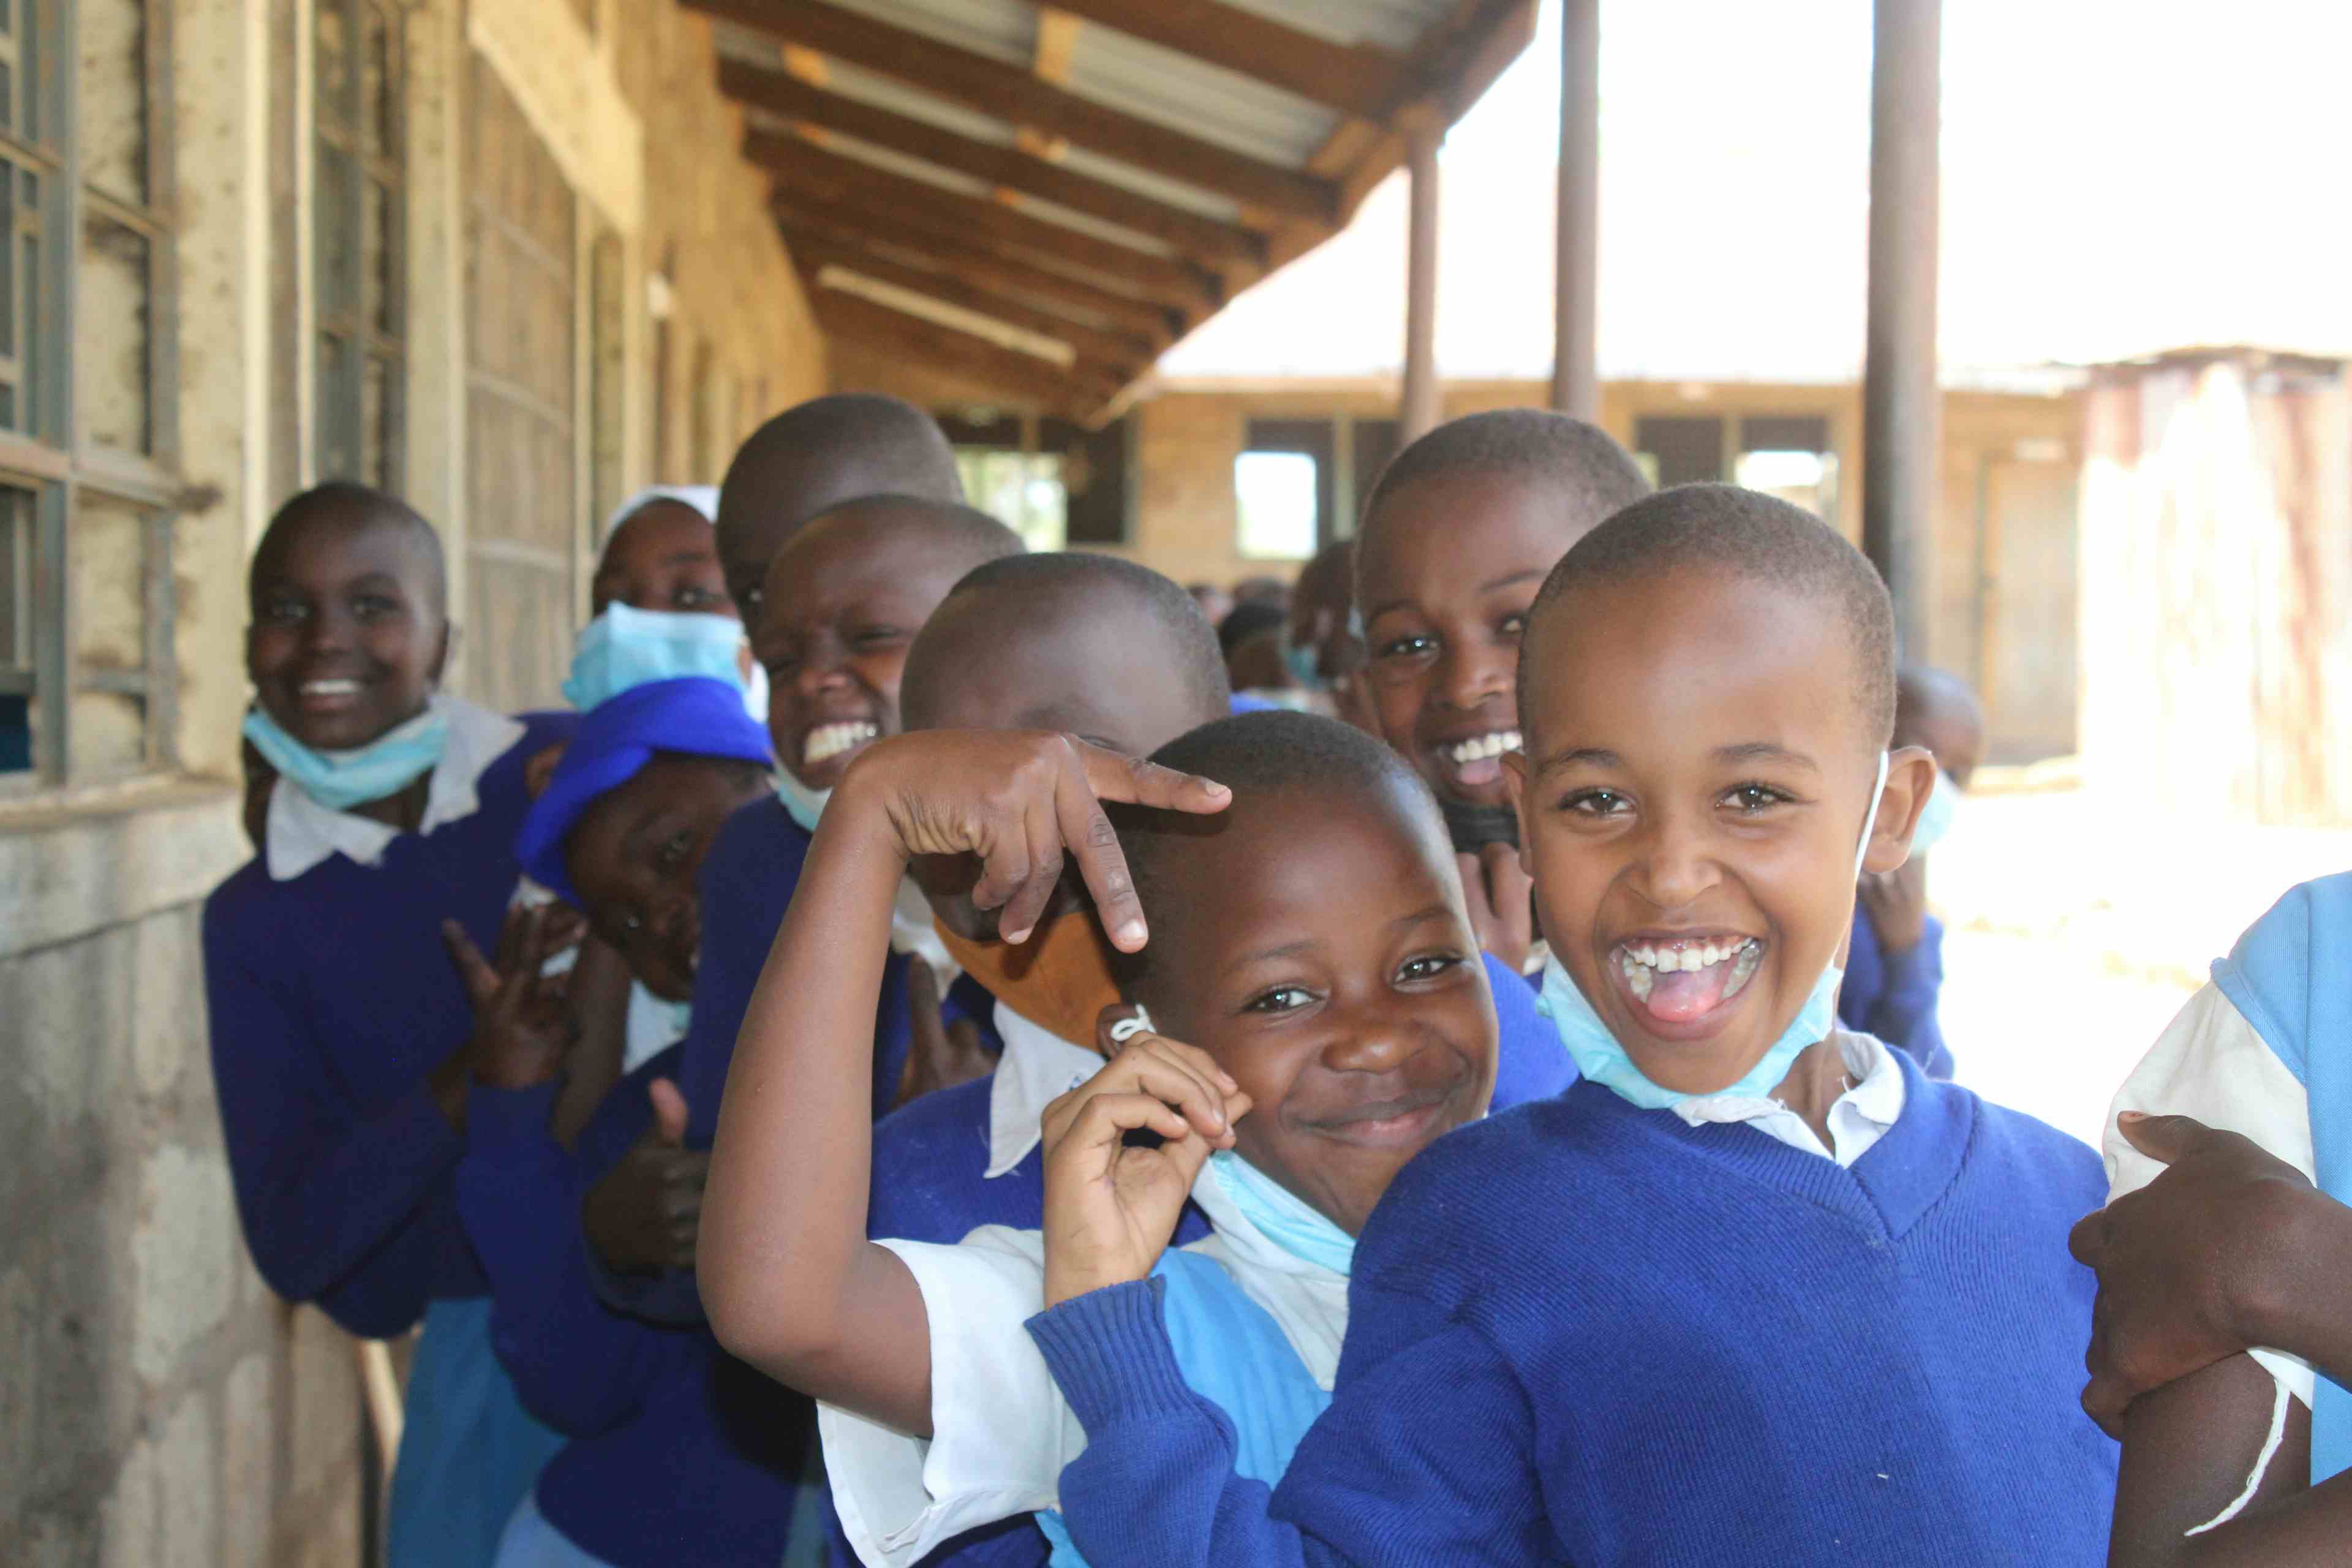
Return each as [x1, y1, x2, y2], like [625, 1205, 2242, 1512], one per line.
[0, 791, 366, 1567]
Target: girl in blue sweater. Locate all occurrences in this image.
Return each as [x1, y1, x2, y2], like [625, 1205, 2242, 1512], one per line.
[202, 483, 576, 1566]
[1023, 485, 2119, 1566]
[698, 710, 1535, 1568]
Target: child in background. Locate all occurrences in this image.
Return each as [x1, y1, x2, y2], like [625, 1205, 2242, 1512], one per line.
[203, 483, 577, 1567]
[1351, 410, 1652, 974]
[447, 676, 843, 1567]
[1023, 486, 2116, 1567]
[586, 489, 1019, 1327]
[712, 394, 963, 630]
[698, 712, 1512, 1568]
[1839, 665, 1984, 1078]
[2070, 872, 2352, 1561]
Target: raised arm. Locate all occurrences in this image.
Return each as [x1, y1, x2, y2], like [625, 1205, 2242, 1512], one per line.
[698, 731, 1229, 1433]
[2075, 1113, 2352, 1564]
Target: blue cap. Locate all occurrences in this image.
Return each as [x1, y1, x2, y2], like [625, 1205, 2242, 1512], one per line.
[516, 676, 773, 906]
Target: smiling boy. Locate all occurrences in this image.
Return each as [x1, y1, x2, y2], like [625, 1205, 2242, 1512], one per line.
[1021, 485, 2117, 1567]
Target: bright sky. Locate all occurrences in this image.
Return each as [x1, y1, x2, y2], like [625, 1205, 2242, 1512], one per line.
[1163, 0, 2352, 382]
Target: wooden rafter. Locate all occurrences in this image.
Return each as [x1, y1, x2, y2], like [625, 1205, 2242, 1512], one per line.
[744, 129, 1219, 311]
[774, 203, 1182, 343]
[813, 288, 1127, 408]
[786, 232, 1159, 366]
[1032, 0, 1415, 124]
[685, 0, 1338, 225]
[718, 61, 1266, 268]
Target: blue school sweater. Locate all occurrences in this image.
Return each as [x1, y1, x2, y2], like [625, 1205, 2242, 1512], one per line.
[202, 710, 575, 1336]
[1842, 906, 1954, 1079]
[457, 1044, 813, 1566]
[1031, 1048, 2116, 1568]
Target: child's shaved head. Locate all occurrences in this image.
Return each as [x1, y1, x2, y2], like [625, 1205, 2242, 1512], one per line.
[901, 553, 1230, 739]
[1521, 483, 1896, 747]
[1359, 410, 1651, 555]
[251, 481, 446, 619]
[714, 394, 962, 625]
[786, 493, 1022, 567]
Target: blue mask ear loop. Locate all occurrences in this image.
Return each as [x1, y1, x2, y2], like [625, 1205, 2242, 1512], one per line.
[1853, 749, 1890, 878]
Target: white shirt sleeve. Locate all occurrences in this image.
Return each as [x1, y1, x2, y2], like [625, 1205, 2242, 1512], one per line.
[2102, 982, 2315, 1529]
[818, 1227, 1082, 1568]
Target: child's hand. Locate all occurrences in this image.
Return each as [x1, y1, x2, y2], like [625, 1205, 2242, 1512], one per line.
[442, 903, 586, 1092]
[1457, 845, 1535, 973]
[892, 956, 994, 1109]
[583, 1079, 709, 1275]
[1038, 1024, 1250, 1308]
[2069, 1111, 2325, 1434]
[836, 731, 1229, 948]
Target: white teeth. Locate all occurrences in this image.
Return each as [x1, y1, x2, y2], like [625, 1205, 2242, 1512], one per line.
[802, 720, 878, 766]
[1723, 940, 1762, 1001]
[1623, 938, 1759, 974]
[301, 679, 360, 695]
[1445, 729, 1523, 765]
[1621, 952, 1654, 1001]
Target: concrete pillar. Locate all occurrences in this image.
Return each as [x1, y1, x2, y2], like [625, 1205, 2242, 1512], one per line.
[1861, 0, 1941, 656]
[1550, 0, 1599, 420]
[1400, 119, 1442, 442]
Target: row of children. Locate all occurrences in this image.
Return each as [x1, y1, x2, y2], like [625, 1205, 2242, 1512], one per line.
[200, 388, 2350, 1567]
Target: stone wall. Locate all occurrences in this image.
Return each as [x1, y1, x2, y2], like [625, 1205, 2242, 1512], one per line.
[1, 791, 366, 1567]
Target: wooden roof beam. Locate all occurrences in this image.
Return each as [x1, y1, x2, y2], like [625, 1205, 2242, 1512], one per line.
[813, 288, 1128, 409]
[785, 232, 1161, 367]
[1031, 0, 1414, 124]
[718, 60, 1266, 268]
[772, 200, 1182, 343]
[684, 0, 1338, 226]
[743, 128, 1221, 311]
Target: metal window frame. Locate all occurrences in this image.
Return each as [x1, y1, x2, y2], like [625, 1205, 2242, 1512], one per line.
[0, 0, 184, 794]
[313, 0, 404, 491]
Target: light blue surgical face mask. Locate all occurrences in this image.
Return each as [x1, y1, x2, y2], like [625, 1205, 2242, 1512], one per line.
[1907, 768, 1960, 855]
[243, 699, 448, 813]
[775, 769, 830, 835]
[562, 603, 749, 712]
[1536, 752, 1890, 1111]
[1280, 633, 1322, 692]
[1207, 1151, 1357, 1276]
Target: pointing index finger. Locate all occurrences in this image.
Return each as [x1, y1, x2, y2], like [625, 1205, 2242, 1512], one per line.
[1072, 742, 1229, 816]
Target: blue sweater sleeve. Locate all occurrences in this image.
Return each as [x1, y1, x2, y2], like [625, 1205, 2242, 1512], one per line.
[1856, 914, 1953, 1080]
[456, 1081, 703, 1436]
[202, 897, 464, 1337]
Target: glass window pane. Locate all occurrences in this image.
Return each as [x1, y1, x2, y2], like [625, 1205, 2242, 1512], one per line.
[79, 212, 152, 454]
[0, 157, 14, 359]
[1235, 451, 1319, 560]
[318, 331, 355, 480]
[315, 0, 348, 130]
[364, 176, 393, 333]
[361, 4, 393, 159]
[361, 350, 391, 489]
[316, 144, 353, 319]
[78, 0, 149, 205]
[0, 485, 25, 666]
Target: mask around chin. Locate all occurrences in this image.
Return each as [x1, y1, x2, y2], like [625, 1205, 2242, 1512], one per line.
[1439, 799, 1518, 854]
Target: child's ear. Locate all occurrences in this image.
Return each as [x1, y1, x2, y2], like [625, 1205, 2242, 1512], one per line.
[1501, 748, 1535, 878]
[1861, 745, 1939, 876]
[1093, 1001, 1153, 1059]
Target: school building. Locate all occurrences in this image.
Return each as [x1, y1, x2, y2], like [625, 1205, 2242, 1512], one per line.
[0, 0, 1539, 1561]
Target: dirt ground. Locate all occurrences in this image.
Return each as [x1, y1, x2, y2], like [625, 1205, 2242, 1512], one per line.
[1924, 787, 2351, 1148]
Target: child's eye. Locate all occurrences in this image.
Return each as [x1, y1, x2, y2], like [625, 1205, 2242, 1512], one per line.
[1562, 788, 1630, 818]
[260, 597, 309, 623]
[1396, 952, 1465, 984]
[1722, 782, 1793, 815]
[1496, 612, 1527, 638]
[851, 628, 905, 651]
[1374, 633, 1436, 662]
[351, 594, 399, 620]
[1243, 985, 1317, 1016]
[655, 829, 693, 869]
[674, 586, 720, 610]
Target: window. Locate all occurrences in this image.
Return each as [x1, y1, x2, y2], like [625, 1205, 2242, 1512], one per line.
[1632, 413, 1839, 522]
[315, 0, 404, 489]
[2, 0, 181, 786]
[1235, 419, 1335, 560]
[943, 410, 1130, 552]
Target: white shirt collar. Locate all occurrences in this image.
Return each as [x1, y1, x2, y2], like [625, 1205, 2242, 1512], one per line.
[263, 696, 527, 881]
[1671, 1030, 1907, 1167]
[984, 1001, 1107, 1178]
